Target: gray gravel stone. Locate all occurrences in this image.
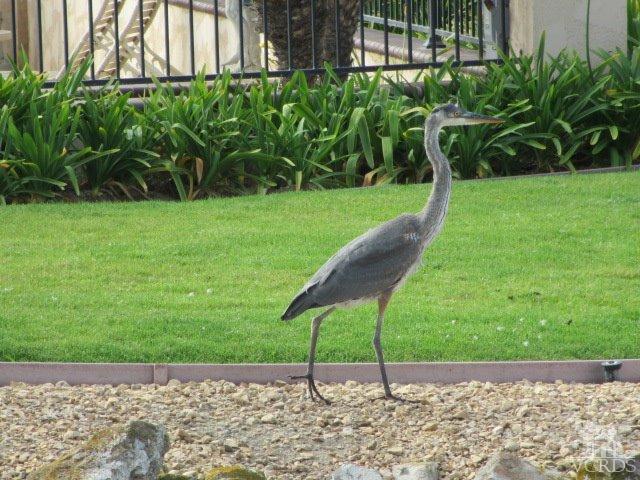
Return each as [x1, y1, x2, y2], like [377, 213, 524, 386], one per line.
[332, 464, 384, 480]
[474, 452, 549, 480]
[26, 420, 169, 480]
[392, 462, 439, 480]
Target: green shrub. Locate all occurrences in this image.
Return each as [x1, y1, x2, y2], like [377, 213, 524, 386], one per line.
[0, 105, 32, 204]
[417, 62, 548, 178]
[598, 47, 640, 166]
[145, 72, 272, 200]
[1, 41, 639, 204]
[486, 36, 613, 172]
[242, 70, 350, 192]
[77, 87, 160, 198]
[1, 64, 95, 199]
[629, 0, 640, 52]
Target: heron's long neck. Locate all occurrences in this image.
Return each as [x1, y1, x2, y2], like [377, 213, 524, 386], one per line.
[419, 118, 452, 242]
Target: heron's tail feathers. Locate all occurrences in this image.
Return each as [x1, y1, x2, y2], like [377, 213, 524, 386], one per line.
[281, 290, 318, 321]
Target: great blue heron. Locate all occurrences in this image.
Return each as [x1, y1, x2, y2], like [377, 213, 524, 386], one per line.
[282, 104, 504, 403]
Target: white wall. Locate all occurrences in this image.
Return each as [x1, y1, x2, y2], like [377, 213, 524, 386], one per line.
[510, 0, 627, 58]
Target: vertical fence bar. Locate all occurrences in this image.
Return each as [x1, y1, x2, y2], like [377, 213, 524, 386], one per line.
[334, 0, 340, 67]
[189, 0, 195, 75]
[114, 0, 121, 78]
[423, 0, 427, 30]
[383, 0, 389, 64]
[454, 0, 460, 60]
[359, 0, 365, 66]
[500, 0, 508, 55]
[430, 0, 437, 61]
[406, 0, 413, 63]
[238, 0, 245, 71]
[471, 0, 476, 34]
[164, 0, 170, 75]
[37, 0, 44, 72]
[286, 0, 293, 69]
[262, 0, 269, 71]
[62, 0, 69, 69]
[88, 0, 96, 79]
[471, 0, 476, 36]
[138, 0, 146, 78]
[311, 0, 317, 68]
[432, 0, 436, 31]
[465, 0, 470, 34]
[214, 0, 220, 73]
[10, 0, 16, 62]
[477, 0, 483, 60]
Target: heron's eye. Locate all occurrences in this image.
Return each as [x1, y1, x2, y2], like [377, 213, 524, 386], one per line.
[454, 111, 461, 117]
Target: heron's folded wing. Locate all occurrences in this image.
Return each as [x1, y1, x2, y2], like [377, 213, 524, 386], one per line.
[306, 215, 423, 306]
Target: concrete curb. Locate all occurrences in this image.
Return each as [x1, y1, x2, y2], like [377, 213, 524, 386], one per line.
[1, 360, 638, 386]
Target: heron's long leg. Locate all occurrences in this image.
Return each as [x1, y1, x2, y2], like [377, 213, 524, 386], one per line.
[372, 292, 410, 402]
[290, 307, 335, 404]
[373, 292, 394, 397]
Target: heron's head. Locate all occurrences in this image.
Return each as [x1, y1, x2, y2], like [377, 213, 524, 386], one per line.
[430, 103, 504, 127]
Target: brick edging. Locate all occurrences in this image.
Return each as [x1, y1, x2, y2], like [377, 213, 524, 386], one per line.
[1, 360, 638, 386]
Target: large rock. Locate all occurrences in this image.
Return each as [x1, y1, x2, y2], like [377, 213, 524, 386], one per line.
[576, 450, 640, 480]
[204, 466, 266, 480]
[475, 452, 551, 480]
[28, 420, 169, 480]
[331, 464, 383, 480]
[392, 463, 439, 480]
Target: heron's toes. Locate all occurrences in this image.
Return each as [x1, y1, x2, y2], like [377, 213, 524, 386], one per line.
[373, 393, 418, 403]
[289, 373, 331, 405]
[309, 381, 331, 405]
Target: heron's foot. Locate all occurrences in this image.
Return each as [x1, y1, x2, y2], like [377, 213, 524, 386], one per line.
[289, 373, 331, 405]
[373, 392, 419, 403]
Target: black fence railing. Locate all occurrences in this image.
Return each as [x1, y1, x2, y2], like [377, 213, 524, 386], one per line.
[364, 0, 506, 47]
[0, 0, 508, 88]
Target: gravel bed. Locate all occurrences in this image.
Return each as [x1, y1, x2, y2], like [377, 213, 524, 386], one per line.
[1, 379, 639, 479]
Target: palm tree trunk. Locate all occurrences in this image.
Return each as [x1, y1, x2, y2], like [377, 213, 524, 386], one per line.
[256, 0, 359, 73]
[318, 0, 359, 69]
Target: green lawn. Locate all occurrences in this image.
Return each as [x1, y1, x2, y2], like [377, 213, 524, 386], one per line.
[1, 172, 639, 363]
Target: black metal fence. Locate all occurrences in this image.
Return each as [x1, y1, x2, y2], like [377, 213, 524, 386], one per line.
[0, 0, 509, 88]
[363, 0, 508, 49]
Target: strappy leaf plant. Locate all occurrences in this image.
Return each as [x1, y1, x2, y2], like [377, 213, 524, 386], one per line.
[77, 87, 160, 198]
[1, 62, 100, 199]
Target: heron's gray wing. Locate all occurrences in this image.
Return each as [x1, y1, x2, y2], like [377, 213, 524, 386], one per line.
[301, 214, 424, 306]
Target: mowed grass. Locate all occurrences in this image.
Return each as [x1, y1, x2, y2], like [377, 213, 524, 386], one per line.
[1, 171, 639, 363]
